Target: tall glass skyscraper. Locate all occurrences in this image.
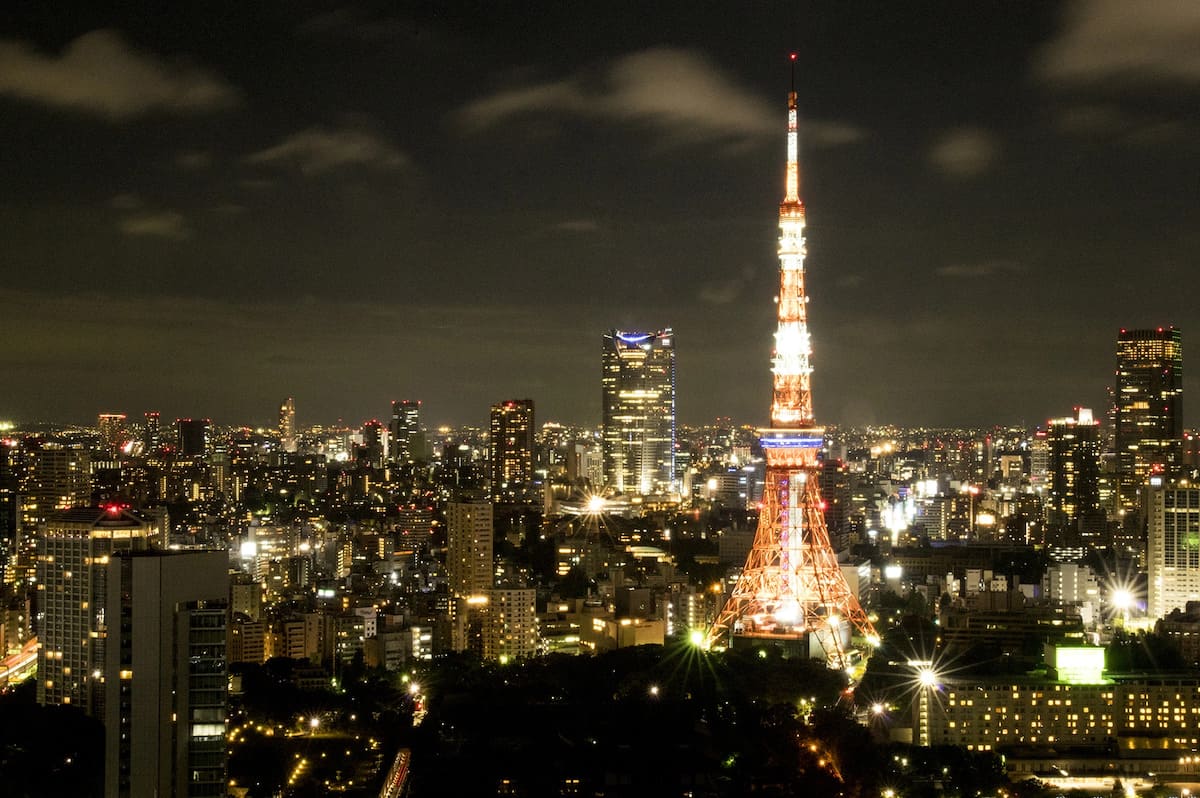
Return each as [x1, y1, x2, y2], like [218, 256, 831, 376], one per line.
[601, 329, 676, 496]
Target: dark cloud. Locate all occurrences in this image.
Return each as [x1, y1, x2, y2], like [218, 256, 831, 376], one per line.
[928, 127, 1001, 178]
[1038, 0, 1200, 85]
[1055, 104, 1197, 148]
[552, 219, 603, 234]
[458, 47, 863, 149]
[935, 260, 1025, 278]
[245, 124, 408, 175]
[698, 265, 758, 305]
[118, 210, 191, 240]
[0, 29, 239, 119]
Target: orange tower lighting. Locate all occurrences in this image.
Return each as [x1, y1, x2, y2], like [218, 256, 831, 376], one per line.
[706, 62, 878, 665]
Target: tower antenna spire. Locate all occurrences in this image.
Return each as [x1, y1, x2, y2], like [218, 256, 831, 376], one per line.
[789, 52, 797, 93]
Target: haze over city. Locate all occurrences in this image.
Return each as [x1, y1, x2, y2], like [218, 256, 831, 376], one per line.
[2, 2, 1198, 428]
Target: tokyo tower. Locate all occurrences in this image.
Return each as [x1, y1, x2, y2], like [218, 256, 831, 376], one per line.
[707, 60, 877, 664]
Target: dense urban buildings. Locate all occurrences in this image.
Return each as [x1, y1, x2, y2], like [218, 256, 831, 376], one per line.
[0, 25, 1194, 796]
[601, 329, 677, 496]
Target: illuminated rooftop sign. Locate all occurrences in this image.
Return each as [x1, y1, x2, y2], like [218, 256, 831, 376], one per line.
[1053, 645, 1108, 685]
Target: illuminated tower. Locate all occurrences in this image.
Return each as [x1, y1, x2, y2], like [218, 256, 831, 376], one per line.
[708, 64, 876, 663]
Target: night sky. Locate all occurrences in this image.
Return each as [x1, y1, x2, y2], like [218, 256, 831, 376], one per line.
[2, 2, 1197, 430]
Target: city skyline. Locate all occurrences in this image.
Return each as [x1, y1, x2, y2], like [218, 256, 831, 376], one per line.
[2, 2, 1198, 428]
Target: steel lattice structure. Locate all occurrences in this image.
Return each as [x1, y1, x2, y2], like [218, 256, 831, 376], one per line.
[707, 68, 878, 665]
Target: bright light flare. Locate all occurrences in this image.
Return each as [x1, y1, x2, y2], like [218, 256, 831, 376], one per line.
[585, 494, 606, 514]
[688, 629, 705, 647]
[1111, 588, 1134, 611]
[917, 667, 938, 689]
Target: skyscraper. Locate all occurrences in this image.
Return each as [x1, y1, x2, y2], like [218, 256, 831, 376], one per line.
[489, 399, 535, 502]
[445, 500, 493, 598]
[390, 400, 425, 464]
[143, 411, 161, 454]
[708, 65, 875, 662]
[1045, 408, 1103, 547]
[36, 506, 157, 713]
[1113, 327, 1183, 550]
[21, 442, 91, 531]
[97, 413, 127, 456]
[278, 397, 297, 453]
[104, 550, 228, 798]
[1148, 479, 1200, 620]
[176, 418, 211, 458]
[601, 329, 676, 496]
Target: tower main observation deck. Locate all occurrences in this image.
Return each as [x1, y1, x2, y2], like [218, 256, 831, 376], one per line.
[706, 69, 878, 666]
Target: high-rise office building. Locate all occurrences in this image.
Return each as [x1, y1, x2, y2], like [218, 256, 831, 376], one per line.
[0, 440, 18, 585]
[445, 500, 493, 598]
[36, 506, 157, 713]
[143, 411, 161, 454]
[97, 413, 127, 456]
[1114, 327, 1183, 518]
[278, 397, 297, 453]
[104, 550, 228, 798]
[176, 418, 211, 458]
[1045, 408, 1103, 546]
[1148, 479, 1200, 620]
[360, 419, 385, 468]
[489, 399, 535, 502]
[601, 329, 676, 495]
[390, 400, 425, 464]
